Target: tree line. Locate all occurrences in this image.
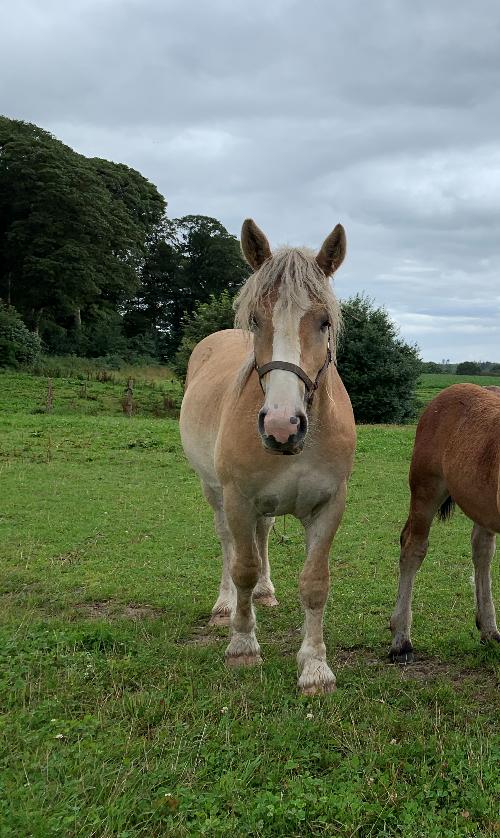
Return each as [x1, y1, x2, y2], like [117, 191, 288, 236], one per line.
[422, 361, 500, 375]
[0, 116, 249, 363]
[2, 115, 497, 424]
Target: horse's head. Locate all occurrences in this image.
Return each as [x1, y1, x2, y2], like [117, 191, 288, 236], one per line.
[235, 219, 346, 455]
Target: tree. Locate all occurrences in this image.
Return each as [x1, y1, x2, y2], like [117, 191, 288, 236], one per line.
[421, 361, 442, 373]
[337, 294, 421, 423]
[0, 303, 41, 367]
[0, 117, 165, 341]
[173, 291, 236, 379]
[127, 215, 250, 359]
[456, 361, 481, 375]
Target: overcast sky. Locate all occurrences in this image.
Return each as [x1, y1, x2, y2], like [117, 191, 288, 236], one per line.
[2, 0, 500, 361]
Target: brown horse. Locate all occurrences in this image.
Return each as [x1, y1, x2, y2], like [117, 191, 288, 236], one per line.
[180, 220, 355, 694]
[390, 383, 500, 662]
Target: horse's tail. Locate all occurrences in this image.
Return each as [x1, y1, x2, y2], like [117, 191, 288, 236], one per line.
[437, 496, 455, 522]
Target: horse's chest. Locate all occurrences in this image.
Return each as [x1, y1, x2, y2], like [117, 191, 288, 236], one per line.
[252, 468, 335, 518]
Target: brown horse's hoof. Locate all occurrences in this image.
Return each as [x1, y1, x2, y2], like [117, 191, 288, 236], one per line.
[389, 641, 414, 665]
[225, 653, 262, 668]
[480, 631, 500, 645]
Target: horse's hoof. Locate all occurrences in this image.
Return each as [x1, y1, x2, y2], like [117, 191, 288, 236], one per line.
[480, 631, 500, 645]
[300, 681, 336, 696]
[208, 610, 232, 627]
[298, 660, 336, 695]
[389, 642, 414, 665]
[254, 593, 279, 608]
[225, 632, 261, 667]
[225, 653, 262, 668]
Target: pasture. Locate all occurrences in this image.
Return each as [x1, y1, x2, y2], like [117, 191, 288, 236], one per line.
[0, 370, 499, 837]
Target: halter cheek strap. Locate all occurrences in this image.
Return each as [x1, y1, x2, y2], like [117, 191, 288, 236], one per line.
[254, 331, 333, 409]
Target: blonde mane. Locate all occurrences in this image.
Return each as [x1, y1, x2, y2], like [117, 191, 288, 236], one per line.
[233, 247, 342, 358]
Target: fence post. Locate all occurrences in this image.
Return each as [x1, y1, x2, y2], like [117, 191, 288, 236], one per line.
[123, 378, 134, 417]
[46, 378, 53, 413]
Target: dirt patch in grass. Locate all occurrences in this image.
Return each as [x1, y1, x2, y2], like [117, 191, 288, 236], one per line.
[332, 645, 499, 696]
[184, 629, 223, 647]
[73, 600, 164, 620]
[180, 620, 227, 647]
[260, 635, 498, 692]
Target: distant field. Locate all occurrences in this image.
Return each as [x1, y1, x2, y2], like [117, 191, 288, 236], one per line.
[417, 372, 500, 411]
[0, 370, 498, 836]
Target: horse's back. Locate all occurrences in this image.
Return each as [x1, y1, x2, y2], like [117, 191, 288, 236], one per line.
[412, 384, 500, 529]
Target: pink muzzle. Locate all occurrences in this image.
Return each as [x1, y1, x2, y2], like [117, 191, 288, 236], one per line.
[263, 407, 300, 444]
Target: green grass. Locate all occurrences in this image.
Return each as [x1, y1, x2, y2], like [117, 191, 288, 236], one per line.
[0, 371, 499, 836]
[0, 369, 182, 419]
[417, 373, 500, 412]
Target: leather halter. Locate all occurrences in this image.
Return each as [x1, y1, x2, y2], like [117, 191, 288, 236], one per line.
[254, 329, 333, 409]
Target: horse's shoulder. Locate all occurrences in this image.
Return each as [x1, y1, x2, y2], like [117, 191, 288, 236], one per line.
[185, 329, 250, 383]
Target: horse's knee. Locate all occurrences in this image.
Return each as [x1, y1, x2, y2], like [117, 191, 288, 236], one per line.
[231, 560, 260, 592]
[299, 567, 329, 611]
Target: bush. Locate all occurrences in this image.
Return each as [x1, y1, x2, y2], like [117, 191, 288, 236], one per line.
[172, 291, 235, 380]
[456, 361, 481, 375]
[421, 361, 443, 373]
[337, 294, 421, 423]
[0, 303, 41, 367]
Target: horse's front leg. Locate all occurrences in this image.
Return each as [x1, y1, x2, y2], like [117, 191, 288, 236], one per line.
[298, 482, 347, 695]
[223, 487, 262, 667]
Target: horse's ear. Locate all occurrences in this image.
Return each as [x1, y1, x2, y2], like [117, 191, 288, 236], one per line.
[316, 224, 346, 276]
[241, 219, 272, 270]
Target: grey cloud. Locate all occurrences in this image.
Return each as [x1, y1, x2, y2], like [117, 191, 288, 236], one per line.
[1, 0, 500, 360]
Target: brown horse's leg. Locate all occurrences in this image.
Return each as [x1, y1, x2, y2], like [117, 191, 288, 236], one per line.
[253, 516, 278, 607]
[471, 524, 500, 643]
[202, 483, 236, 626]
[223, 487, 262, 667]
[297, 482, 347, 695]
[389, 482, 446, 663]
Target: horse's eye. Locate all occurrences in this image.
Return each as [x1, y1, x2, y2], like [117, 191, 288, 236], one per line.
[320, 320, 330, 333]
[250, 315, 259, 331]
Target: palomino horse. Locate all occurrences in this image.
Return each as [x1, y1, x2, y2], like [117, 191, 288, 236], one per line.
[180, 220, 355, 694]
[390, 383, 500, 662]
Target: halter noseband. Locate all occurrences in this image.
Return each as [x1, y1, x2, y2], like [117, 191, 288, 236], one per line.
[254, 329, 333, 410]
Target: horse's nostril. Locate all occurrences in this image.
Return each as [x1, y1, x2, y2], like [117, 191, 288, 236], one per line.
[289, 416, 299, 425]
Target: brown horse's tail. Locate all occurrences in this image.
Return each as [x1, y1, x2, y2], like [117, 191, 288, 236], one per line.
[437, 496, 455, 522]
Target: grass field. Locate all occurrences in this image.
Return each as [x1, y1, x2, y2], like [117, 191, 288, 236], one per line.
[417, 373, 500, 411]
[0, 370, 499, 836]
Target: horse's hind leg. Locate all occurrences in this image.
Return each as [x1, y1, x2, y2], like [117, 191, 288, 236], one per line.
[471, 524, 500, 643]
[390, 479, 447, 663]
[202, 483, 236, 626]
[253, 516, 279, 608]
